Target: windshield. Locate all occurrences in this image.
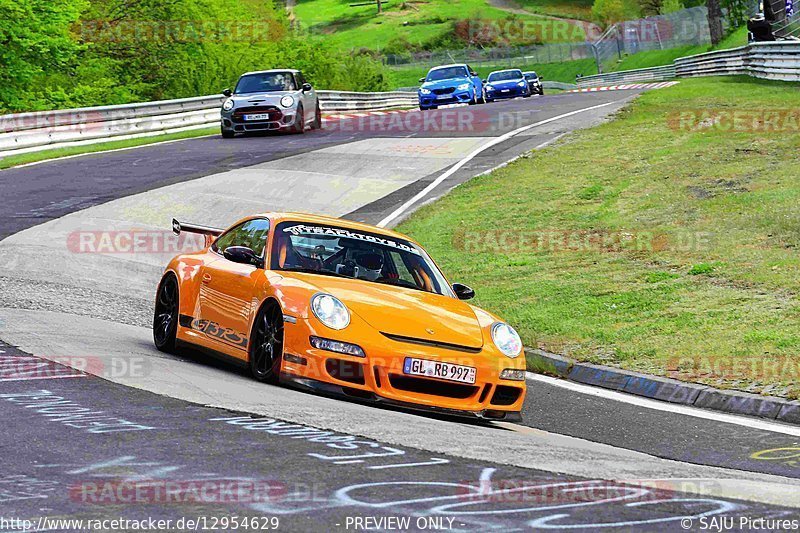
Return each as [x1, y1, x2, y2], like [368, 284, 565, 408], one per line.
[271, 222, 454, 297]
[488, 70, 523, 82]
[524, 72, 538, 80]
[235, 72, 297, 94]
[426, 67, 469, 82]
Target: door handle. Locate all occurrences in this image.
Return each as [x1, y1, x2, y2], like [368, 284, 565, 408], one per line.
[202, 274, 212, 284]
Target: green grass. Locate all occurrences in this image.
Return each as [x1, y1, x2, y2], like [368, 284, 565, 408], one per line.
[516, 0, 594, 21]
[397, 76, 800, 399]
[293, 0, 590, 52]
[0, 127, 218, 170]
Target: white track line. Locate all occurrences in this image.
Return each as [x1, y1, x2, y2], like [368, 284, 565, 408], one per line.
[377, 100, 622, 228]
[526, 372, 800, 437]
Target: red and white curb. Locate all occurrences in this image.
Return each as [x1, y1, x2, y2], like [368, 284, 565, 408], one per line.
[568, 81, 679, 93]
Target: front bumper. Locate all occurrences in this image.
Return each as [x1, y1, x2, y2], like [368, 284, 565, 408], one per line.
[419, 88, 474, 107]
[280, 318, 526, 420]
[221, 106, 299, 133]
[487, 86, 529, 99]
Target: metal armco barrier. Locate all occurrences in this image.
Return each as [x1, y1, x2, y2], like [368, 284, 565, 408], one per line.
[0, 90, 417, 158]
[576, 41, 800, 87]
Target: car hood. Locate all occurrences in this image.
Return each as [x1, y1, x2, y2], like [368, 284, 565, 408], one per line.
[420, 77, 471, 91]
[487, 79, 524, 89]
[229, 92, 295, 106]
[284, 272, 484, 349]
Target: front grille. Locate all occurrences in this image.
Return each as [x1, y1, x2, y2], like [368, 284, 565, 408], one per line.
[433, 87, 456, 95]
[388, 374, 478, 399]
[381, 332, 482, 354]
[232, 106, 282, 122]
[491, 385, 522, 406]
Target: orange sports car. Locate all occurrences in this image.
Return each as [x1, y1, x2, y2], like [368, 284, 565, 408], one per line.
[154, 213, 526, 421]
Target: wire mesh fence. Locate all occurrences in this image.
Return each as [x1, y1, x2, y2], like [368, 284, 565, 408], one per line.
[764, 0, 800, 38]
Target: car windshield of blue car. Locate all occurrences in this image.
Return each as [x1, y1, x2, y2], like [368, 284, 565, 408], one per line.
[271, 222, 454, 297]
[235, 73, 297, 94]
[426, 67, 469, 82]
[488, 71, 523, 82]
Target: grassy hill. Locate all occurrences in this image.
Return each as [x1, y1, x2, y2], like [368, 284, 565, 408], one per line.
[292, 0, 593, 53]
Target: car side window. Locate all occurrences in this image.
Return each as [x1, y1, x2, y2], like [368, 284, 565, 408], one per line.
[212, 219, 271, 257]
[468, 66, 477, 76]
[296, 72, 305, 86]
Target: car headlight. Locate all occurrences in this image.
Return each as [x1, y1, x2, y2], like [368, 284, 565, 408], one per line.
[311, 293, 350, 330]
[222, 99, 234, 111]
[491, 322, 522, 358]
[419, 88, 431, 95]
[518, 81, 527, 87]
[280, 95, 295, 108]
[457, 83, 472, 91]
[486, 85, 495, 91]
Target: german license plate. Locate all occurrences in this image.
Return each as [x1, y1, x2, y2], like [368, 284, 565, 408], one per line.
[436, 94, 450, 100]
[501, 89, 510, 93]
[403, 357, 476, 384]
[244, 113, 270, 121]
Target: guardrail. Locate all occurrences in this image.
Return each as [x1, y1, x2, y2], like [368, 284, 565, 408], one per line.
[576, 65, 677, 87]
[576, 41, 800, 87]
[0, 90, 417, 159]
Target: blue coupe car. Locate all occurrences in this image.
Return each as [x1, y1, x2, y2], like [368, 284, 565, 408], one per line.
[418, 64, 486, 110]
[485, 69, 531, 102]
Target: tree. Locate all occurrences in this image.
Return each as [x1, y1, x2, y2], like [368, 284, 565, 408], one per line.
[592, 0, 641, 27]
[0, 0, 87, 111]
[706, 0, 724, 45]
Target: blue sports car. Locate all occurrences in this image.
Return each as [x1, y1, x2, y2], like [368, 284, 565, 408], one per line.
[418, 64, 486, 110]
[485, 69, 531, 102]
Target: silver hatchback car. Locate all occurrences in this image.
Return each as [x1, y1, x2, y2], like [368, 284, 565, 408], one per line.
[220, 69, 321, 137]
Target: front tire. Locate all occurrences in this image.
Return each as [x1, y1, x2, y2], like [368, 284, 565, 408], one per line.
[221, 126, 235, 139]
[311, 101, 322, 130]
[153, 273, 179, 353]
[291, 106, 305, 134]
[478, 88, 487, 104]
[249, 303, 284, 383]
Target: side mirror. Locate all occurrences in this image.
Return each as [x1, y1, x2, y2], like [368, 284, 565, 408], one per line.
[481, 79, 487, 84]
[419, 77, 426, 83]
[222, 88, 232, 97]
[302, 83, 312, 92]
[452, 283, 475, 300]
[223, 246, 263, 268]
[539, 76, 545, 80]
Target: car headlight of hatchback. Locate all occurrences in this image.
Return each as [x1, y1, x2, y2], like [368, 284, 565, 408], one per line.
[491, 322, 522, 358]
[457, 83, 472, 91]
[419, 88, 431, 95]
[280, 95, 295, 108]
[222, 98, 234, 111]
[311, 293, 350, 330]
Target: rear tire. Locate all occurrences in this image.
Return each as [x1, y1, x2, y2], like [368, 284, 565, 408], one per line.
[249, 302, 284, 383]
[221, 127, 235, 139]
[153, 273, 179, 353]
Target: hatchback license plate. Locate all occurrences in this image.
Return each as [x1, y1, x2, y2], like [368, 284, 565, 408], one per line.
[244, 113, 271, 121]
[403, 357, 476, 384]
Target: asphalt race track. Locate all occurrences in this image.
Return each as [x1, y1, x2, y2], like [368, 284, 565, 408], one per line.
[1, 91, 800, 531]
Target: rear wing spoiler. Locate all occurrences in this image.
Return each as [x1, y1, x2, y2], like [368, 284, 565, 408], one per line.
[172, 218, 224, 248]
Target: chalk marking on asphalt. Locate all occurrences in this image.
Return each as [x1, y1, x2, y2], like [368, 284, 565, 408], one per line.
[526, 372, 800, 437]
[376, 100, 623, 228]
